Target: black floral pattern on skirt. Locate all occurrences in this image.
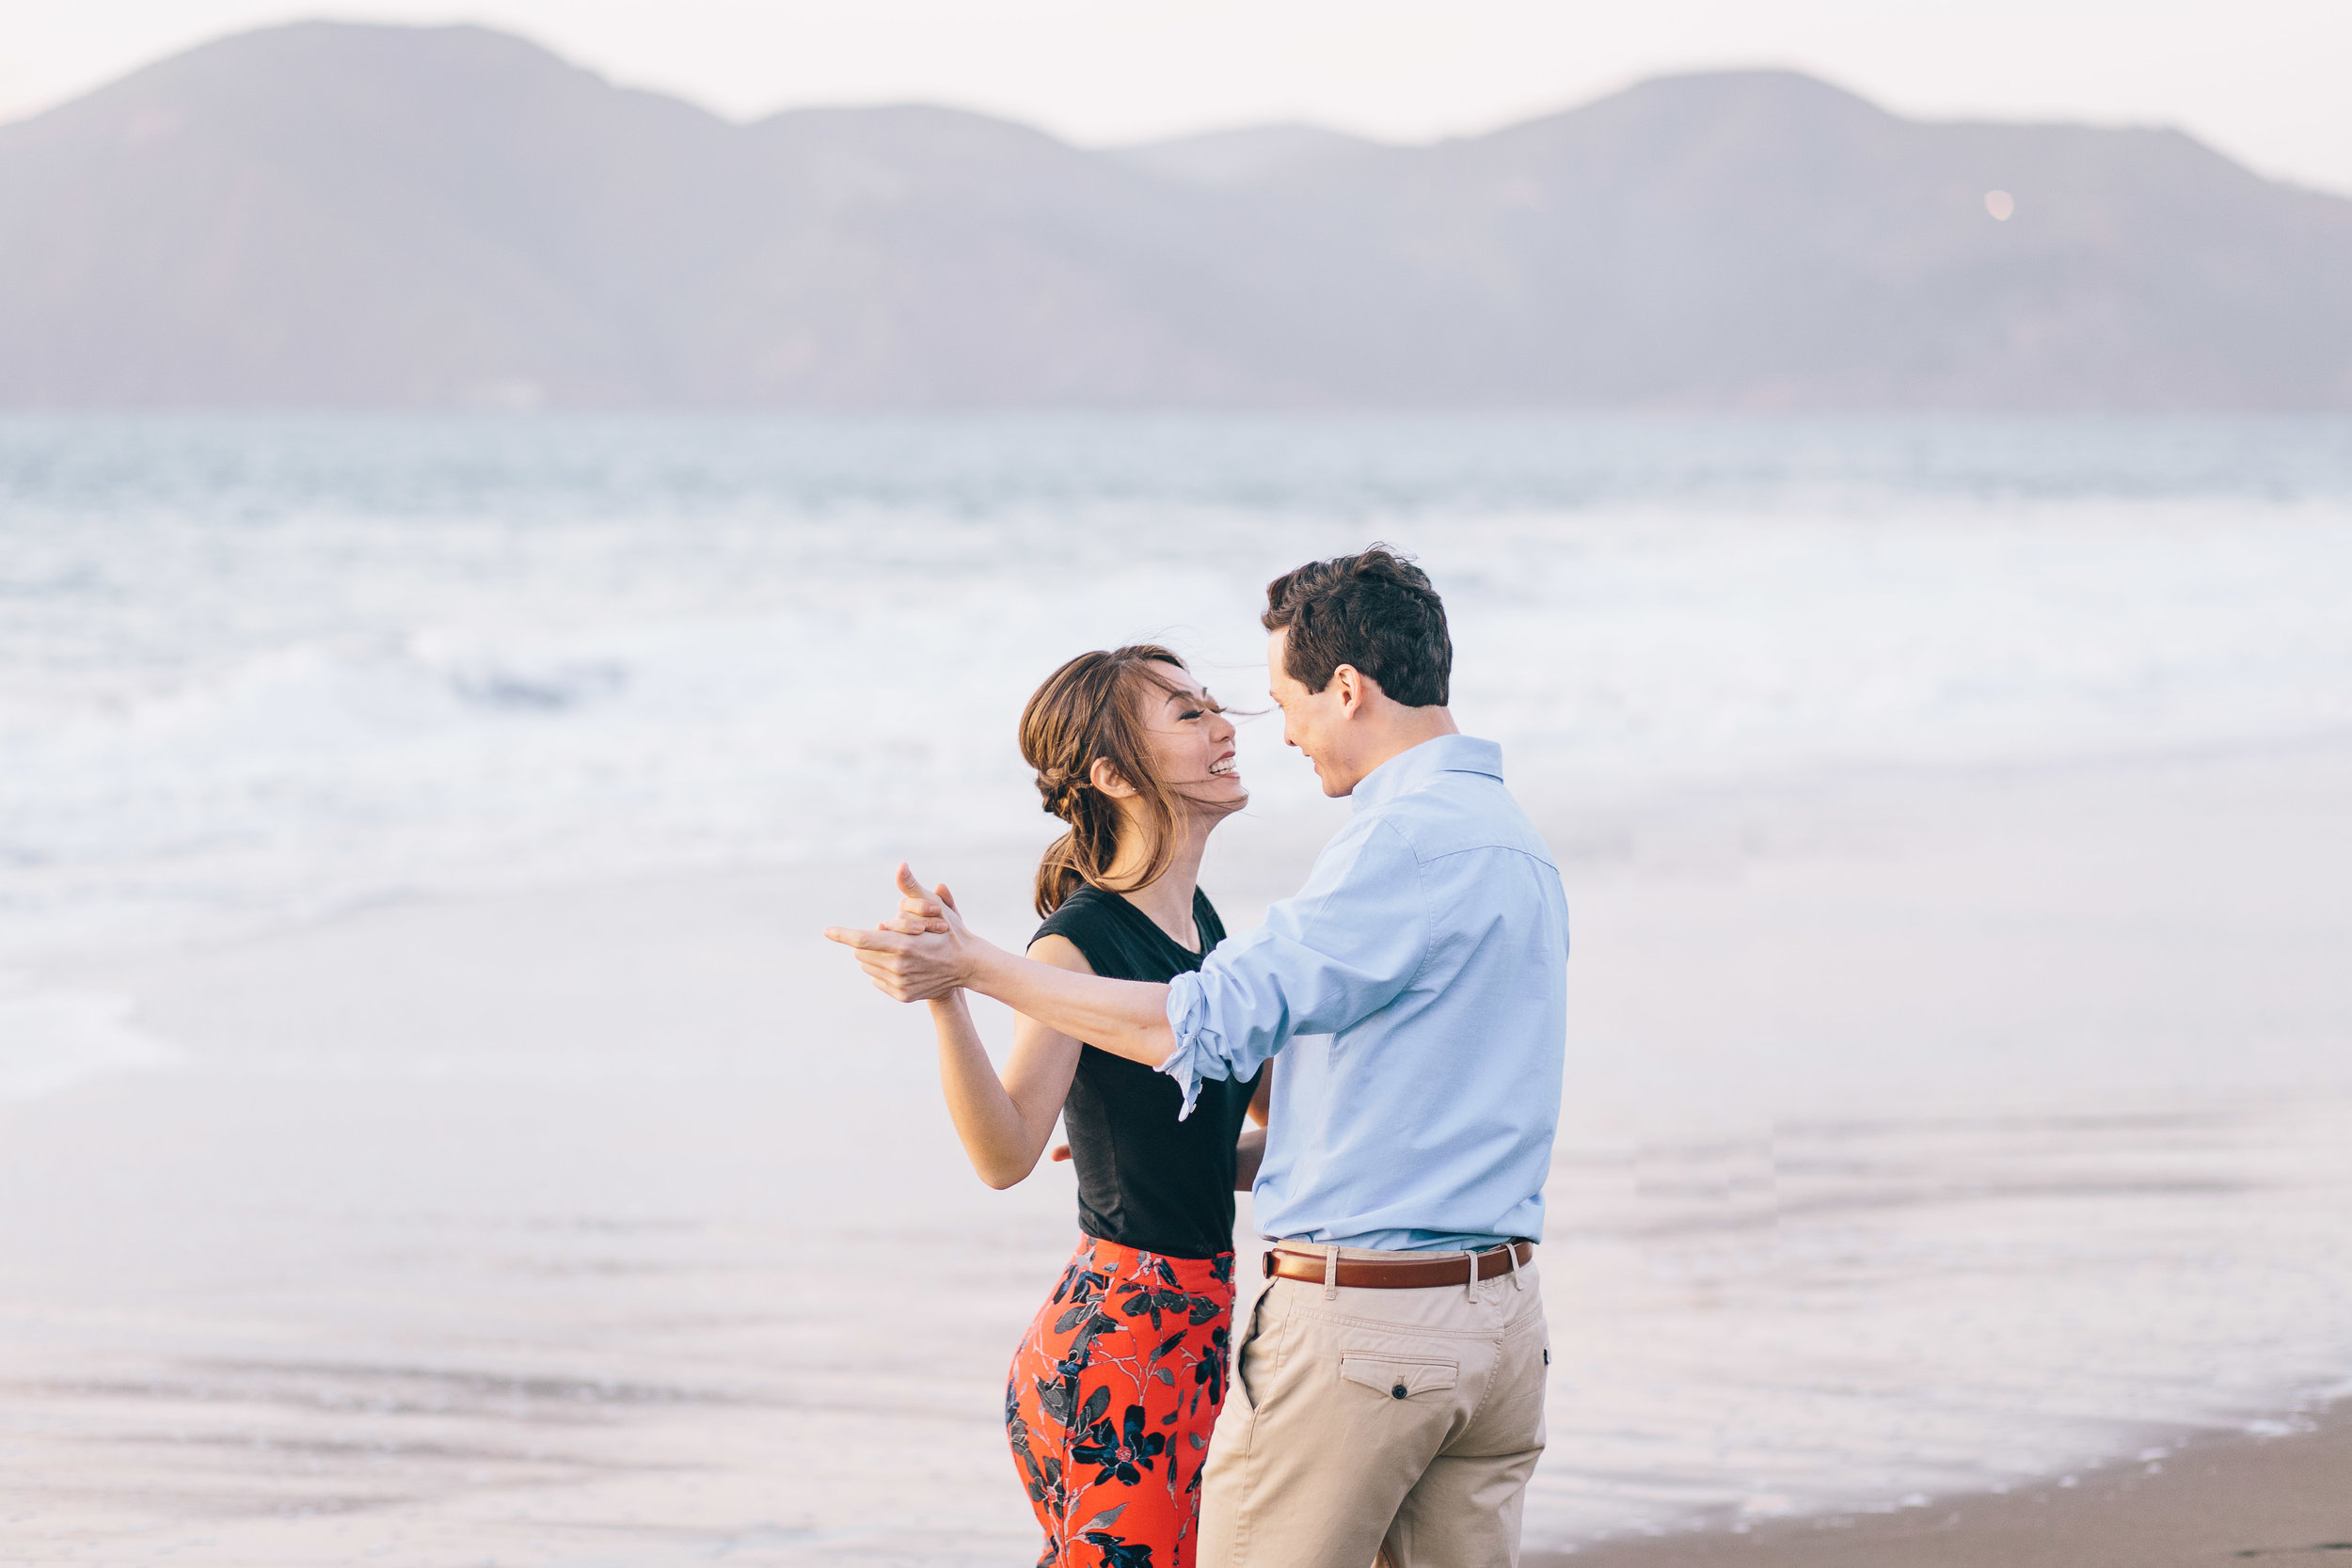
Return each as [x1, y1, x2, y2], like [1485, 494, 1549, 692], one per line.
[1006, 1236, 1236, 1568]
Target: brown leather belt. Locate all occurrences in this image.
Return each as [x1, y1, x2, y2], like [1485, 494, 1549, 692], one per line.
[1263, 1241, 1534, 1290]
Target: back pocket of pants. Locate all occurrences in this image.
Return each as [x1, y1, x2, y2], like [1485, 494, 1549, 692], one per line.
[1339, 1354, 1458, 1401]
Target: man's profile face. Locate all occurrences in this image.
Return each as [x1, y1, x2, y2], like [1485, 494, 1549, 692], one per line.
[1266, 629, 1355, 797]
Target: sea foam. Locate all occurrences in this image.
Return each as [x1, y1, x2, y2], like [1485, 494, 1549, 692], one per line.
[0, 974, 183, 1101]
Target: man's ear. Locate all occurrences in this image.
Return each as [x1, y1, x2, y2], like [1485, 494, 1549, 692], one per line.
[1331, 664, 1367, 718]
[1089, 755, 1138, 799]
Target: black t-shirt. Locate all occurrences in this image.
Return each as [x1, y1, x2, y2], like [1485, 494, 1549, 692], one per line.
[1032, 883, 1259, 1259]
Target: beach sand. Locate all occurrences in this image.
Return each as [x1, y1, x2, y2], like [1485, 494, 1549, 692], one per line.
[5, 740, 2349, 1562]
[1534, 1402, 2352, 1567]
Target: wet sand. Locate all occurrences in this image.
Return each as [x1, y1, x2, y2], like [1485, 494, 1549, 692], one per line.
[5, 741, 2351, 1562]
[1534, 1402, 2352, 1567]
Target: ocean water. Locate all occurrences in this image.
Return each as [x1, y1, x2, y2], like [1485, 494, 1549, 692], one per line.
[8, 413, 2352, 966]
[6, 413, 2352, 1556]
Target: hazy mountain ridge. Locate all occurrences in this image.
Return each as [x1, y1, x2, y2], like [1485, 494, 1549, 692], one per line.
[3, 21, 2348, 409]
[1114, 123, 1388, 187]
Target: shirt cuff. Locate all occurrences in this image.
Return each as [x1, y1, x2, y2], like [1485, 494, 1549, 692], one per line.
[1155, 972, 1220, 1121]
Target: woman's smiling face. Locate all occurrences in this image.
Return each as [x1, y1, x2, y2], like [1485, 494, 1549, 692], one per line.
[1136, 665, 1246, 818]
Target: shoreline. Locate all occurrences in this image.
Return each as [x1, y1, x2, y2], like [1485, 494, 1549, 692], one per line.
[1532, 1401, 2352, 1566]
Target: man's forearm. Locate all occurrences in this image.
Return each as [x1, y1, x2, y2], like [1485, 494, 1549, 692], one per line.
[965, 942, 1177, 1067]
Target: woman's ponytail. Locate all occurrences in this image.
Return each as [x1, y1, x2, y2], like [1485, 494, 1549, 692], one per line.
[1032, 830, 1085, 919]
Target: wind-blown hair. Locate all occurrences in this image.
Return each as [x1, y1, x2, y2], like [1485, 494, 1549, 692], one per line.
[1021, 644, 1196, 917]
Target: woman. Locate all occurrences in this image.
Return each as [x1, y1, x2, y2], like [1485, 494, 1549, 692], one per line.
[916, 643, 1263, 1568]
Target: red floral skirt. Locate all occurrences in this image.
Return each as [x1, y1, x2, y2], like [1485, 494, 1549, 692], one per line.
[1005, 1236, 1237, 1568]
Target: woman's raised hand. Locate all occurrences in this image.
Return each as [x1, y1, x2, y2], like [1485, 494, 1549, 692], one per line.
[888, 864, 958, 935]
[823, 863, 987, 1002]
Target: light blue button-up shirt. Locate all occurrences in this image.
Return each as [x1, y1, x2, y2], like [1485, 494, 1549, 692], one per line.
[1160, 735, 1569, 1252]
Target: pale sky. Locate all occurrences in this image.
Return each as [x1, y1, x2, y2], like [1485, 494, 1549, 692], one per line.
[4, 0, 2347, 193]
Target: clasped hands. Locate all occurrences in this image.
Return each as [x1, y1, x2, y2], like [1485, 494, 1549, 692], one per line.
[823, 863, 993, 1002]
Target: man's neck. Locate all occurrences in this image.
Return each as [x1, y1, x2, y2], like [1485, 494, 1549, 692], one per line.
[1347, 706, 1460, 790]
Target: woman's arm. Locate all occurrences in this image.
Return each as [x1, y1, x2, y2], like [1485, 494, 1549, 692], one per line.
[930, 933, 1094, 1190]
[1232, 1061, 1274, 1189]
[1232, 1126, 1266, 1190]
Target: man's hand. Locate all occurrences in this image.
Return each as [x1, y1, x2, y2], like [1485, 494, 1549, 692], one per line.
[823, 863, 995, 1003]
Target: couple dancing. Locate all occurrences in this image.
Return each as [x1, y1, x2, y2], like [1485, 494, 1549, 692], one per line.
[828, 548, 1570, 1568]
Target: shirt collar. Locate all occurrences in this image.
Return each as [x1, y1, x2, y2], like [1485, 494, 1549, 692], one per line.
[1350, 734, 1504, 812]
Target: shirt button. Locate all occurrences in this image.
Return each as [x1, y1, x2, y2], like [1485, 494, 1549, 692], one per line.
[1391, 1384, 1408, 1400]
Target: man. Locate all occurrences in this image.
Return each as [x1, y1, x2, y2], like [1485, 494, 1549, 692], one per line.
[829, 547, 1569, 1568]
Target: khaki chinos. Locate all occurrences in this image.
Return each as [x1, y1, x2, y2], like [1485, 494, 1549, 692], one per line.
[1199, 1246, 1549, 1568]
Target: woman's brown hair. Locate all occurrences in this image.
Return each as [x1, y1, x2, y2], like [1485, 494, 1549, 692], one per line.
[1022, 643, 1199, 917]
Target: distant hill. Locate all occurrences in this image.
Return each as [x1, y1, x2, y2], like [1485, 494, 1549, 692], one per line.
[3, 21, 2349, 409]
[1113, 123, 1387, 187]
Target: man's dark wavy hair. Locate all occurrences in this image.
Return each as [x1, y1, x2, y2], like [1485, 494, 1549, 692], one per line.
[1261, 546, 1451, 707]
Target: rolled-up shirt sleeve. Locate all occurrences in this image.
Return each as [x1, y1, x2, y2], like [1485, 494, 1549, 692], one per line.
[1159, 819, 1429, 1117]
